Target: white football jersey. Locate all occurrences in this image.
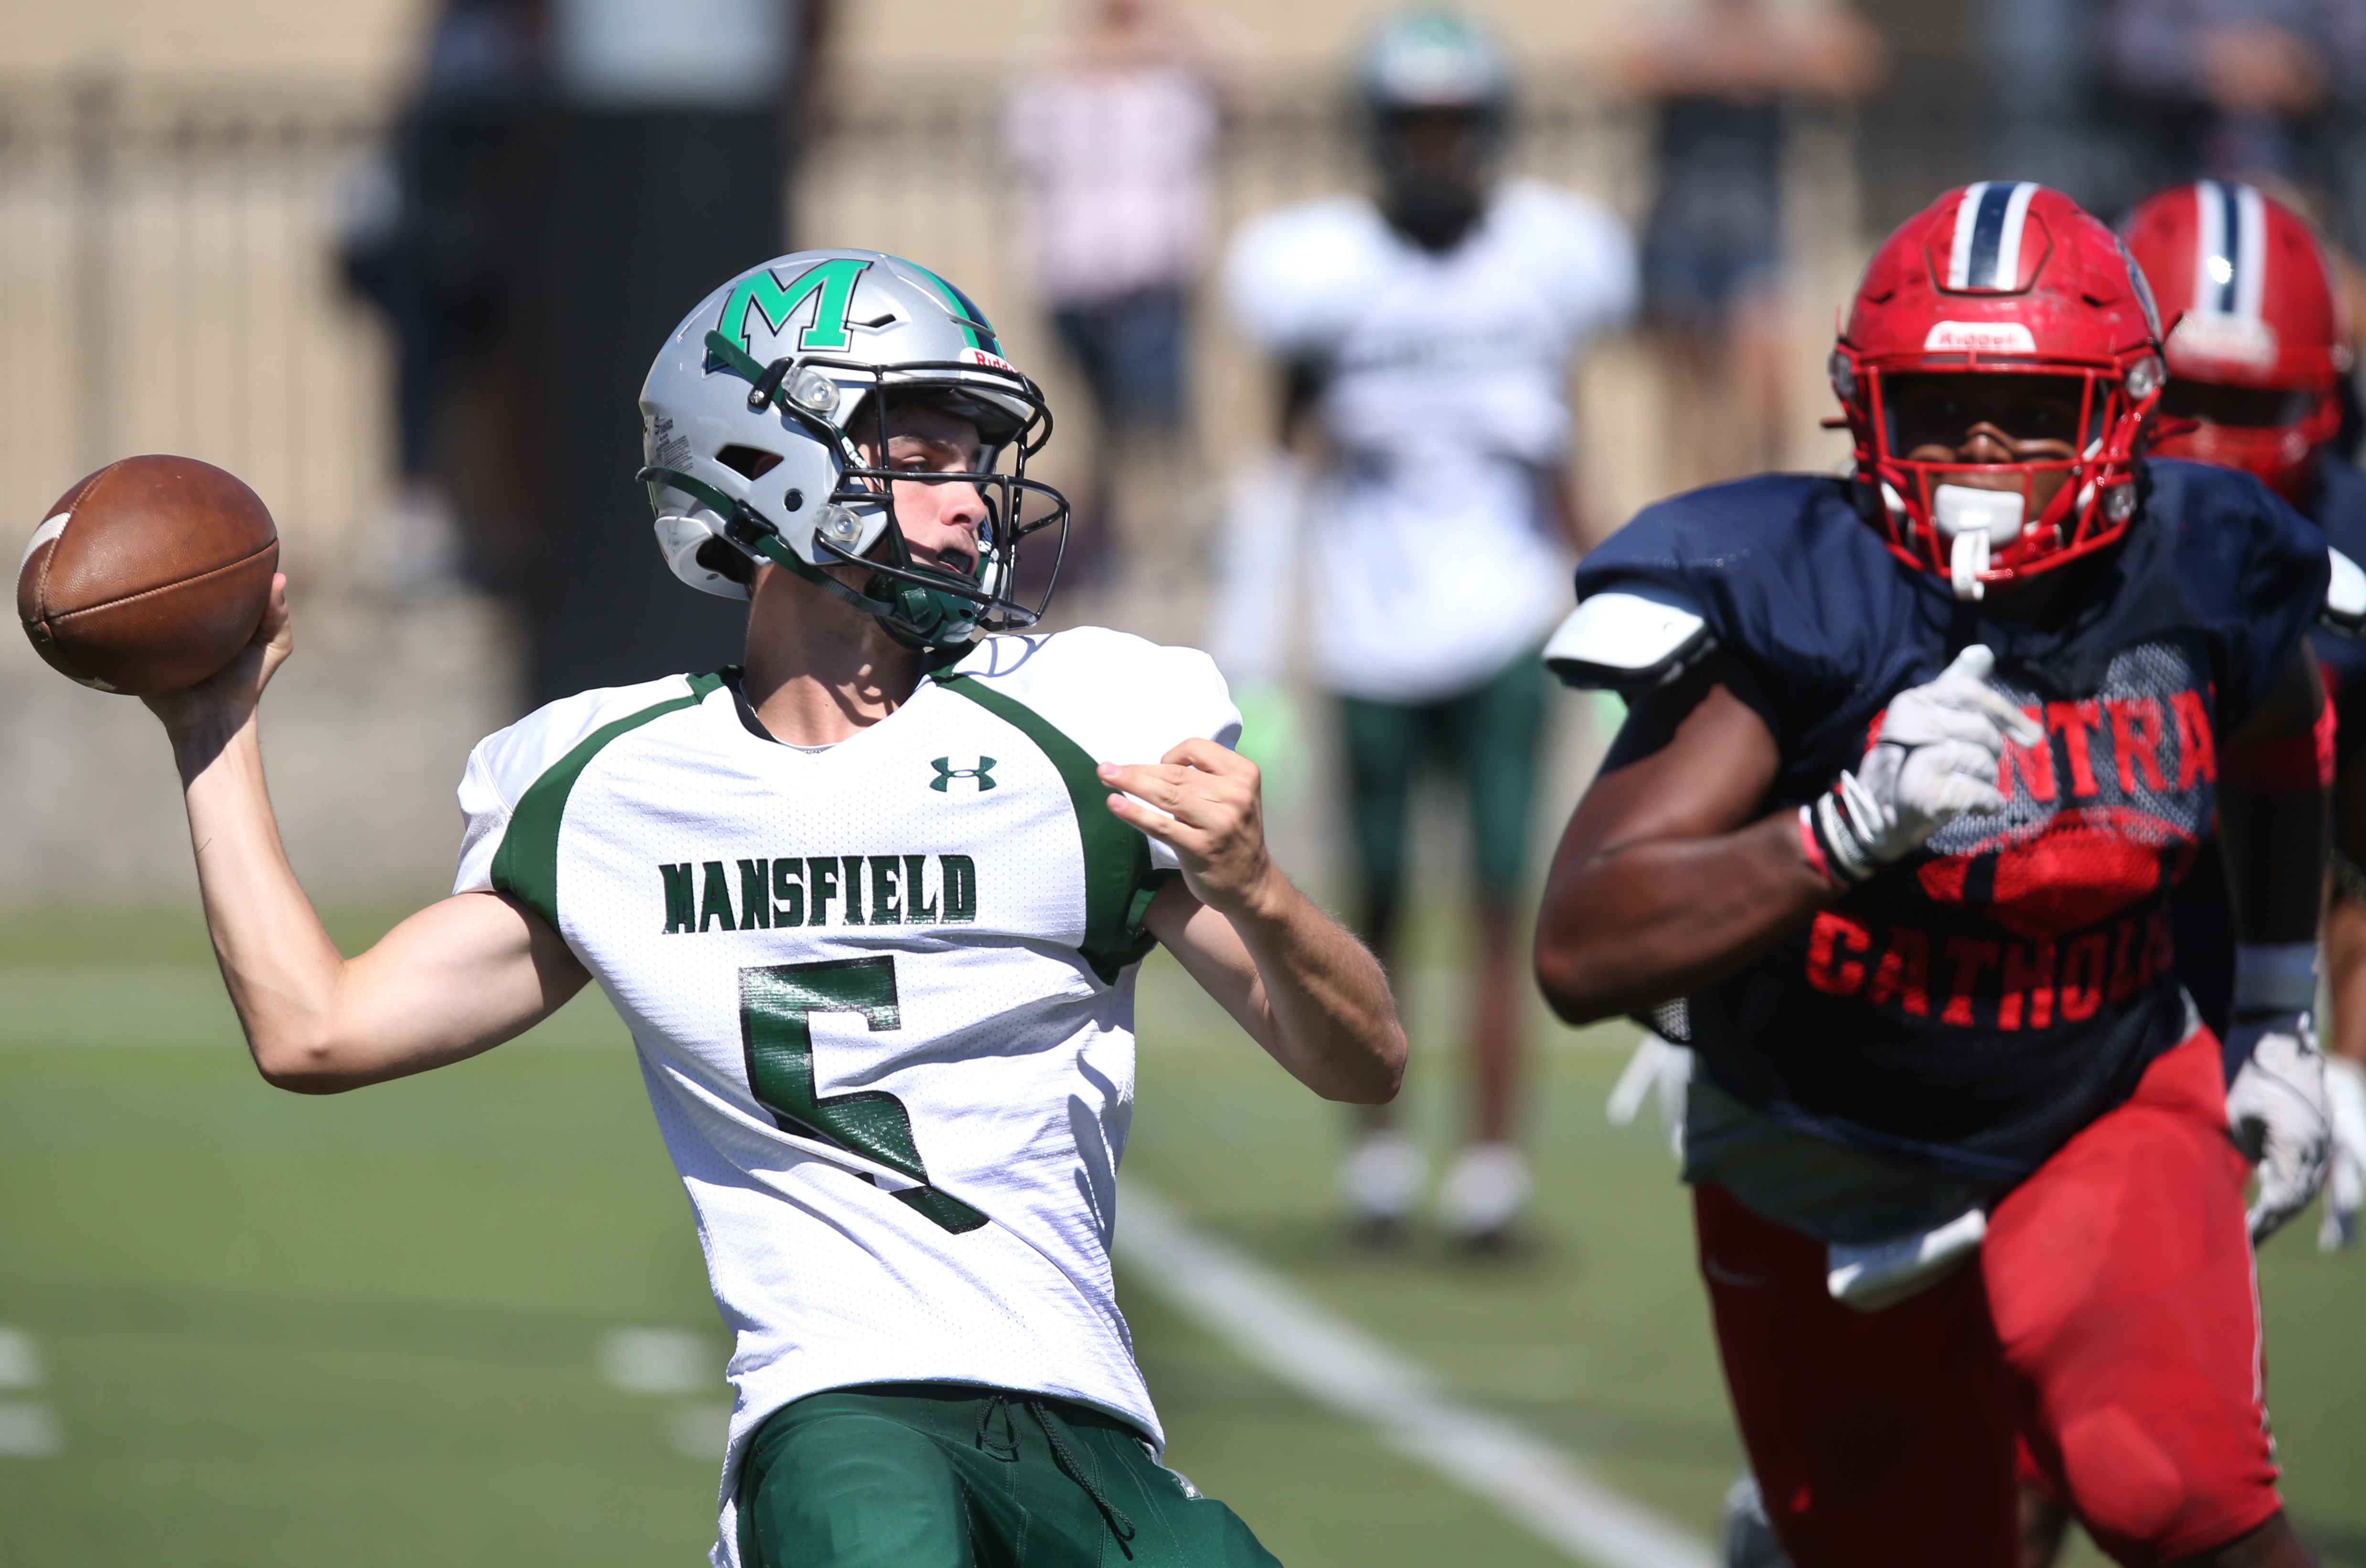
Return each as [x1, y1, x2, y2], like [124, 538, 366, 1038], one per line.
[1221, 180, 1635, 700]
[451, 628, 1238, 1565]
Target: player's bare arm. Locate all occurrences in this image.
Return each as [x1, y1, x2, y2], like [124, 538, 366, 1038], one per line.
[1534, 671, 1837, 1024]
[1105, 742, 1405, 1104]
[145, 575, 585, 1092]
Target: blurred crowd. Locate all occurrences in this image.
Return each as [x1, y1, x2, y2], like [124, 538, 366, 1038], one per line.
[341, 0, 2366, 657]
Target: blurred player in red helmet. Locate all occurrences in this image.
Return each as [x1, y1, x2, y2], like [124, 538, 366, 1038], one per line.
[1537, 182, 2336, 1567]
[2127, 180, 2350, 502]
[2125, 181, 2366, 1265]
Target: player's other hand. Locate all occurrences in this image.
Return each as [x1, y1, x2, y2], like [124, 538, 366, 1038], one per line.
[143, 571, 293, 762]
[1815, 645, 2040, 879]
[2319, 1054, 2366, 1250]
[1099, 741, 1282, 920]
[2225, 1013, 2334, 1243]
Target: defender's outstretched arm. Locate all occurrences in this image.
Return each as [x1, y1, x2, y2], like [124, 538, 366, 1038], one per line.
[149, 576, 587, 1093]
[1535, 669, 1839, 1025]
[1104, 741, 1407, 1104]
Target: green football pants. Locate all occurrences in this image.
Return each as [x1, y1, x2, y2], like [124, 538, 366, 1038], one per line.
[1336, 649, 1550, 955]
[735, 1382, 1283, 1568]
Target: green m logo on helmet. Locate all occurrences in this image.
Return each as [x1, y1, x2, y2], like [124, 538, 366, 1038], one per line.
[714, 256, 872, 361]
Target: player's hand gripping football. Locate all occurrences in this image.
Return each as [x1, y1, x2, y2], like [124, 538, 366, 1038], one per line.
[1098, 741, 1283, 920]
[2226, 1013, 2334, 1243]
[141, 572, 293, 769]
[1812, 645, 2042, 880]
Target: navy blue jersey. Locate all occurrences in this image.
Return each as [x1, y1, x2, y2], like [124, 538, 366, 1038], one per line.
[2168, 451, 2366, 1038]
[1577, 461, 2324, 1183]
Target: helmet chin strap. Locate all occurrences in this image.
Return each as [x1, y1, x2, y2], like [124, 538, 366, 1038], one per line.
[637, 463, 981, 653]
[1949, 530, 1990, 601]
[806, 533, 981, 651]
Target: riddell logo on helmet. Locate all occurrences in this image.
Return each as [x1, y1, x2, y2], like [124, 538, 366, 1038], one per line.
[2167, 312, 2278, 368]
[1923, 321, 2039, 353]
[962, 347, 1016, 372]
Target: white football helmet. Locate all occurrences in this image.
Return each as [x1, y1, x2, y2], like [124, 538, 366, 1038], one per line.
[1359, 7, 1509, 117]
[638, 249, 1069, 652]
[1355, 10, 1511, 245]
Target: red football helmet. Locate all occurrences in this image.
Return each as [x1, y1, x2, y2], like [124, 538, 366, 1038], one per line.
[2120, 180, 2351, 500]
[1833, 182, 2165, 600]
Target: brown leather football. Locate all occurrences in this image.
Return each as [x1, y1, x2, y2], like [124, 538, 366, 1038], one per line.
[17, 455, 279, 696]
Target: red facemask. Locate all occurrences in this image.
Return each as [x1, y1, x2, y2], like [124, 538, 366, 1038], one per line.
[1833, 182, 2164, 600]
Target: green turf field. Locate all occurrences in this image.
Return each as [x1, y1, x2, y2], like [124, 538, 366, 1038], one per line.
[0, 908, 2360, 1566]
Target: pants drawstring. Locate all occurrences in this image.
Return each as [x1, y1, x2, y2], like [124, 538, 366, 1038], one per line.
[975, 1392, 1020, 1460]
[1027, 1399, 1138, 1556]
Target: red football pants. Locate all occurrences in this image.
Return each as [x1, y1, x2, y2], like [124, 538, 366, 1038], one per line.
[1696, 1033, 2281, 1568]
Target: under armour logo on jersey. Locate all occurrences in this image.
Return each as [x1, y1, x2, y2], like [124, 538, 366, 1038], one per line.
[930, 756, 996, 792]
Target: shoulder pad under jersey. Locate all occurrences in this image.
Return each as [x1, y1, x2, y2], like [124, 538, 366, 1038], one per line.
[1543, 584, 1716, 692]
[2325, 546, 2366, 636]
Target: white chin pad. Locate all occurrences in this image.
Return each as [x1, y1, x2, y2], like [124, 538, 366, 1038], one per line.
[1931, 483, 2025, 545]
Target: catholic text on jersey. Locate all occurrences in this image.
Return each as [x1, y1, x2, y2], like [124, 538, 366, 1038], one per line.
[1806, 642, 2211, 1030]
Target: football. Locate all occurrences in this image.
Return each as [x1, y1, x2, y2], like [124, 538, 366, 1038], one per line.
[16, 455, 279, 696]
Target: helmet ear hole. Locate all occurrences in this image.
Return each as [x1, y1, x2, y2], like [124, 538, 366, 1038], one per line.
[694, 536, 757, 586]
[717, 445, 784, 480]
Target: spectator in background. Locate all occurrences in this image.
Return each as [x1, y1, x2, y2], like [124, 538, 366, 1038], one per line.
[1002, 0, 1218, 593]
[2100, 0, 2366, 214]
[1616, 0, 1882, 487]
[1216, 10, 1634, 1250]
[336, 0, 547, 598]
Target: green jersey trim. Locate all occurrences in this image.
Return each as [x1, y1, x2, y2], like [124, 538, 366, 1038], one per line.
[934, 672, 1167, 983]
[491, 671, 730, 933]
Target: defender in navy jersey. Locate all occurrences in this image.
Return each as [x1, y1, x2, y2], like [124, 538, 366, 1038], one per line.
[1537, 185, 2334, 1568]
[2126, 180, 2366, 1257]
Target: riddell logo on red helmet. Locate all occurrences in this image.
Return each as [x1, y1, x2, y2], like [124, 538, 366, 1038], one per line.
[2165, 312, 2279, 370]
[1924, 321, 2039, 353]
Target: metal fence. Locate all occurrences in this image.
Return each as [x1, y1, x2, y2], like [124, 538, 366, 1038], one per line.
[799, 77, 1654, 505]
[0, 79, 391, 585]
[0, 72, 1870, 596]
[0, 70, 1877, 898]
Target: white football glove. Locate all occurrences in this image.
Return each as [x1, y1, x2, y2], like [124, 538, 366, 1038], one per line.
[2319, 1055, 2366, 1251]
[1607, 1030, 1691, 1160]
[1811, 646, 2042, 881]
[2225, 1014, 2333, 1244]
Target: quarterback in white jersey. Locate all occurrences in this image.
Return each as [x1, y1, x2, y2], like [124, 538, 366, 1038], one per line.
[1214, 11, 1633, 1247]
[141, 249, 1403, 1568]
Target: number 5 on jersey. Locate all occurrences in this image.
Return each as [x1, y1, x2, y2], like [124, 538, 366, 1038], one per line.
[737, 956, 989, 1234]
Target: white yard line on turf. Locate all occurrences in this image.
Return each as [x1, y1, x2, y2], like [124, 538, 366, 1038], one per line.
[1116, 1183, 1718, 1568]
